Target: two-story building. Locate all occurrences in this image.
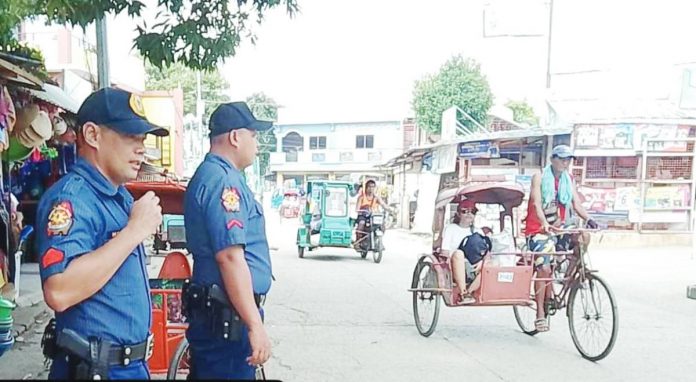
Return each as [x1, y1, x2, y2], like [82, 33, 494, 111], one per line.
[269, 120, 405, 188]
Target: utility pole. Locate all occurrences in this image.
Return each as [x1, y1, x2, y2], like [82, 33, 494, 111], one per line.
[95, 15, 110, 89]
[545, 0, 555, 89]
[196, 71, 205, 162]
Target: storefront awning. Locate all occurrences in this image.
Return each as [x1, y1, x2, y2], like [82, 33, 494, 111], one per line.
[0, 58, 43, 90]
[28, 84, 81, 114]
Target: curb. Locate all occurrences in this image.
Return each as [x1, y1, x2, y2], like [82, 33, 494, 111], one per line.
[11, 301, 50, 339]
[16, 292, 44, 308]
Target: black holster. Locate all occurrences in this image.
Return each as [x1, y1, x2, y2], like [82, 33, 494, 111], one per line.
[182, 280, 242, 341]
[41, 318, 58, 360]
[56, 329, 110, 380]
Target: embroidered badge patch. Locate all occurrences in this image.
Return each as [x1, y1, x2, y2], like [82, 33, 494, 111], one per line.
[226, 219, 244, 230]
[221, 187, 241, 212]
[129, 94, 147, 117]
[42, 247, 65, 269]
[47, 201, 74, 236]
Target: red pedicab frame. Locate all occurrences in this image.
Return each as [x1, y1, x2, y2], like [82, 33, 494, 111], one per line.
[408, 182, 618, 361]
[125, 180, 192, 378]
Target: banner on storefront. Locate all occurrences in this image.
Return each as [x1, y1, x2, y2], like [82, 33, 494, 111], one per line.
[458, 141, 500, 158]
[644, 185, 691, 209]
[432, 144, 458, 174]
[578, 187, 618, 213]
[574, 124, 692, 152]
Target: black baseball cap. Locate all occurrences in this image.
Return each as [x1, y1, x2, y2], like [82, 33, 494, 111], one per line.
[209, 102, 273, 137]
[76, 88, 169, 136]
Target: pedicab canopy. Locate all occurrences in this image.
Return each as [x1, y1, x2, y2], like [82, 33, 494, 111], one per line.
[125, 181, 187, 215]
[433, 183, 525, 252]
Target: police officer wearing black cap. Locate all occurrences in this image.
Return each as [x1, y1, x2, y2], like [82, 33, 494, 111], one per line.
[183, 102, 274, 379]
[36, 88, 166, 379]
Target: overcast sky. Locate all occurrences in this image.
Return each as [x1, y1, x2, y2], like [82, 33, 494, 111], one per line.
[109, 0, 696, 124]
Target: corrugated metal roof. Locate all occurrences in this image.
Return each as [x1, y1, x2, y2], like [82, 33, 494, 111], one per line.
[28, 84, 81, 114]
[380, 126, 572, 168]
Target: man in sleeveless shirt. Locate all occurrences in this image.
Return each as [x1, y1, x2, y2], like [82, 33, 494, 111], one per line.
[354, 180, 393, 248]
[524, 145, 597, 332]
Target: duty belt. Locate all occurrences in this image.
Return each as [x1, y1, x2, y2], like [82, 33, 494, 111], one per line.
[107, 333, 155, 366]
[56, 330, 154, 367]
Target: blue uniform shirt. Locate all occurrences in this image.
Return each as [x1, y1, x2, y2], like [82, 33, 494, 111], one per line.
[36, 158, 152, 346]
[184, 153, 272, 294]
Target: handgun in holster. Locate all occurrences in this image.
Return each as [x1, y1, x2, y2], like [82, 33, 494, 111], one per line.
[207, 284, 242, 341]
[56, 329, 111, 380]
[182, 279, 207, 321]
[41, 318, 58, 368]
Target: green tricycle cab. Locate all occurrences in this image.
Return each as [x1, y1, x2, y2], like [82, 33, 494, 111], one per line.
[296, 180, 357, 258]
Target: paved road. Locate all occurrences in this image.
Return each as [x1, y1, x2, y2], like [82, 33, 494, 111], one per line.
[261, 217, 696, 382]
[2, 213, 695, 381]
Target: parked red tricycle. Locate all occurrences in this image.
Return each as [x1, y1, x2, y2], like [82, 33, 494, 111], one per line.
[125, 180, 191, 379]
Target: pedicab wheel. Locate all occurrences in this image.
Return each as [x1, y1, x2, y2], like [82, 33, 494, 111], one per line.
[412, 258, 440, 337]
[567, 273, 618, 361]
[166, 337, 191, 380]
[513, 282, 539, 336]
[513, 305, 539, 336]
[298, 246, 305, 258]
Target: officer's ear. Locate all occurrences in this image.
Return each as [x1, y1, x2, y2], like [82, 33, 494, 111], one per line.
[80, 122, 101, 149]
[227, 130, 241, 149]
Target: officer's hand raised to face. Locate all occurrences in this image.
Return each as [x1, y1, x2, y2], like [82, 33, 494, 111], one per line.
[246, 325, 272, 366]
[127, 191, 162, 241]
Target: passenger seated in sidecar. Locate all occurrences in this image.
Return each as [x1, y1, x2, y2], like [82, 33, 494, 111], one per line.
[438, 199, 493, 304]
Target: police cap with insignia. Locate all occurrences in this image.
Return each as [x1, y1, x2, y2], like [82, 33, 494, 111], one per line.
[76, 88, 169, 137]
[208, 101, 273, 137]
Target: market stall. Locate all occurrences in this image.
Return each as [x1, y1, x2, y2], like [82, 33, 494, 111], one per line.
[0, 54, 79, 299]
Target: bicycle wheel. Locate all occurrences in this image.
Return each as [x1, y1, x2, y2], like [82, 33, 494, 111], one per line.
[567, 274, 618, 361]
[412, 258, 441, 337]
[513, 283, 538, 336]
[166, 337, 191, 380]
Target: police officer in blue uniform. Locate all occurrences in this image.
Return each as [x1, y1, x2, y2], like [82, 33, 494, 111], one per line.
[183, 102, 273, 379]
[36, 88, 166, 379]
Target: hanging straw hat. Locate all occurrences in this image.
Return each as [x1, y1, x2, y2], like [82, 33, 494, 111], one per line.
[13, 104, 51, 148]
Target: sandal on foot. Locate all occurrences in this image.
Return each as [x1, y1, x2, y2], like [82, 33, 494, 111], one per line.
[535, 318, 549, 332]
[456, 293, 476, 305]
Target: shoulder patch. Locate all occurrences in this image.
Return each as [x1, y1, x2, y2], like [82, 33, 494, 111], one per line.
[42, 247, 65, 269]
[221, 187, 241, 212]
[226, 219, 244, 230]
[47, 201, 74, 236]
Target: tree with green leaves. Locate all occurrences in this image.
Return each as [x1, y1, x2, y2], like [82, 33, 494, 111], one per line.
[1, 0, 299, 71]
[246, 92, 279, 177]
[144, 61, 230, 121]
[411, 55, 493, 134]
[505, 99, 539, 126]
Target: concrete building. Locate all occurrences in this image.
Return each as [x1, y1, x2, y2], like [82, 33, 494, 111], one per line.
[269, 120, 406, 188]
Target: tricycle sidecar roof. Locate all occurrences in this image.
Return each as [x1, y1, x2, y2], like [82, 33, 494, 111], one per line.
[125, 181, 187, 215]
[435, 182, 525, 210]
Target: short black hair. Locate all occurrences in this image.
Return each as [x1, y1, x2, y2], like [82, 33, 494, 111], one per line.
[366, 180, 376, 186]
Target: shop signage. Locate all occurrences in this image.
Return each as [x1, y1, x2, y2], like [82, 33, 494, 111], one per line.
[574, 124, 691, 152]
[458, 141, 500, 158]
